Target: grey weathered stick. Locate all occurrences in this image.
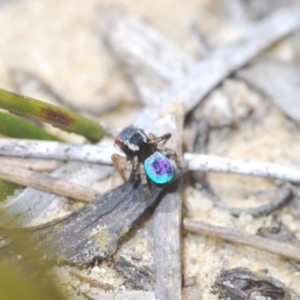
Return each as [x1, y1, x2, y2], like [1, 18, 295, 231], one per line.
[0, 138, 116, 164]
[185, 153, 300, 183]
[153, 100, 184, 300]
[183, 218, 300, 262]
[2, 139, 300, 183]
[105, 5, 300, 113]
[0, 164, 97, 202]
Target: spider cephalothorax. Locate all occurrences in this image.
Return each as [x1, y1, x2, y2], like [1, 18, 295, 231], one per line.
[112, 125, 179, 191]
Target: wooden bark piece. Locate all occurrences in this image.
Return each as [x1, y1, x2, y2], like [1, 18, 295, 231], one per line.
[1, 168, 186, 266]
[114, 255, 154, 291]
[214, 268, 290, 300]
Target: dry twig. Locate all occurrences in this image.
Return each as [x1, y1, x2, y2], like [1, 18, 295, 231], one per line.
[195, 180, 292, 217]
[152, 100, 184, 300]
[0, 157, 60, 172]
[0, 162, 113, 227]
[0, 164, 97, 202]
[69, 270, 113, 290]
[183, 219, 300, 262]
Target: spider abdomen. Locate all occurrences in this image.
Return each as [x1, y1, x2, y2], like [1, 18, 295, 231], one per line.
[144, 151, 174, 184]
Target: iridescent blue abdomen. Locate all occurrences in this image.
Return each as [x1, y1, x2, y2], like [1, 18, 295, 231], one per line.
[144, 151, 174, 184]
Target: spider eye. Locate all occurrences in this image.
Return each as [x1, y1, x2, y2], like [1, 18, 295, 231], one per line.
[144, 152, 174, 184]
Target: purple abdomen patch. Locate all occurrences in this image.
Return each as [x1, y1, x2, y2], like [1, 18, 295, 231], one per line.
[144, 151, 174, 184]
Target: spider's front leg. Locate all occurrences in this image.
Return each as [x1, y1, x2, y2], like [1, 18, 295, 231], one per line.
[148, 132, 171, 146]
[139, 163, 150, 193]
[149, 132, 182, 168]
[157, 145, 182, 168]
[128, 155, 139, 183]
[111, 153, 128, 182]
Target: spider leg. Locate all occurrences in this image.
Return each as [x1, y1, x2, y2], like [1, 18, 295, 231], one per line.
[140, 163, 150, 193]
[149, 132, 181, 168]
[148, 133, 171, 145]
[157, 145, 182, 167]
[111, 153, 128, 181]
[148, 133, 156, 140]
[128, 155, 139, 183]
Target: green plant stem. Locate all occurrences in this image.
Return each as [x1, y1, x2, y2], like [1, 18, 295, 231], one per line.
[0, 180, 18, 201]
[0, 88, 104, 142]
[0, 111, 63, 141]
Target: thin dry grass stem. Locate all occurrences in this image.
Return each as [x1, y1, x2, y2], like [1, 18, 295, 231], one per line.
[183, 219, 300, 262]
[68, 270, 113, 290]
[0, 157, 61, 172]
[0, 163, 97, 202]
[195, 182, 292, 217]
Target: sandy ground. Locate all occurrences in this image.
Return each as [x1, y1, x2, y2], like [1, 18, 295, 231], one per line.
[1, 0, 300, 299]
